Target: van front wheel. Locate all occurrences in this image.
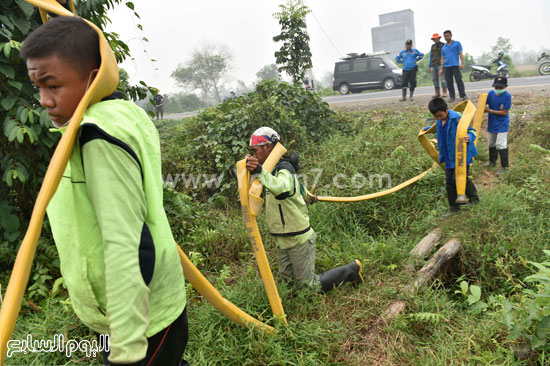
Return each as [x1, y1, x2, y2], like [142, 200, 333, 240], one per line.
[383, 78, 395, 90]
[339, 83, 349, 95]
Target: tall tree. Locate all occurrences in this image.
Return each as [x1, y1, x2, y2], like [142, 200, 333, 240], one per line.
[171, 44, 231, 103]
[273, 0, 312, 84]
[255, 64, 279, 82]
[491, 37, 513, 55]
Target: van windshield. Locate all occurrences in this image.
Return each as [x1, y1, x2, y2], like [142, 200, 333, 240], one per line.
[382, 58, 399, 69]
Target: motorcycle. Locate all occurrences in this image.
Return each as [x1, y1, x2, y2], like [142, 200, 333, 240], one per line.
[470, 52, 510, 82]
[538, 52, 550, 75]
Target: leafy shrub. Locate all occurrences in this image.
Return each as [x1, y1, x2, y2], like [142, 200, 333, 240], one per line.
[497, 250, 550, 352]
[161, 79, 354, 200]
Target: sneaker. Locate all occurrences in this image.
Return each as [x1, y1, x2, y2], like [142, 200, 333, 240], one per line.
[483, 161, 496, 167]
[462, 96, 468, 101]
[448, 98, 455, 103]
[497, 168, 507, 176]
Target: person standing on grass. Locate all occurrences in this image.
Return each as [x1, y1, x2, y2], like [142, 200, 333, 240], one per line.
[426, 98, 480, 217]
[484, 76, 512, 175]
[154, 92, 165, 120]
[21, 17, 189, 366]
[439, 30, 466, 102]
[396, 39, 424, 102]
[245, 127, 364, 293]
[429, 33, 448, 98]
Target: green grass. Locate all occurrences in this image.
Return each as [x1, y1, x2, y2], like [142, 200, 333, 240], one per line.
[4, 95, 550, 365]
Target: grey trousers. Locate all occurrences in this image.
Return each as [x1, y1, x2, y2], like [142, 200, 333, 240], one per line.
[488, 132, 508, 150]
[431, 65, 447, 88]
[278, 232, 321, 289]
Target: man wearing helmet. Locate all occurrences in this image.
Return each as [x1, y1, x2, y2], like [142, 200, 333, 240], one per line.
[245, 127, 364, 293]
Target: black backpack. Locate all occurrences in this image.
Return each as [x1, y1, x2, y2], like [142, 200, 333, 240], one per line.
[271, 152, 306, 200]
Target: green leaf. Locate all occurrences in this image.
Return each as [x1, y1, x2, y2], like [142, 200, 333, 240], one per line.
[12, 17, 31, 35]
[27, 110, 35, 124]
[51, 277, 64, 296]
[0, 64, 15, 78]
[1, 214, 20, 232]
[3, 42, 11, 58]
[16, 0, 35, 18]
[460, 281, 468, 294]
[8, 125, 19, 142]
[3, 119, 16, 137]
[0, 16, 14, 30]
[16, 128, 24, 143]
[20, 108, 28, 123]
[536, 316, 550, 340]
[1, 95, 17, 110]
[3, 168, 13, 186]
[470, 285, 481, 300]
[126, 2, 135, 10]
[7, 80, 23, 91]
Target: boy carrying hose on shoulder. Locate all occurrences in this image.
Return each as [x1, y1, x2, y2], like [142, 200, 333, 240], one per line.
[21, 17, 188, 366]
[245, 127, 363, 293]
[426, 98, 480, 217]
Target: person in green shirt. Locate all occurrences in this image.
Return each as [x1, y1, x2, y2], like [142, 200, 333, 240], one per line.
[21, 16, 188, 366]
[245, 127, 364, 292]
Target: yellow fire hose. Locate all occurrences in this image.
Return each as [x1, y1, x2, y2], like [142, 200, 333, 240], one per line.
[453, 100, 476, 203]
[0, 2, 271, 364]
[308, 164, 438, 203]
[236, 143, 288, 325]
[472, 93, 488, 147]
[308, 96, 487, 204]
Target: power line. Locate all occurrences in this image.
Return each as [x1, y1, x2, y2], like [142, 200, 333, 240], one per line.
[304, 0, 344, 58]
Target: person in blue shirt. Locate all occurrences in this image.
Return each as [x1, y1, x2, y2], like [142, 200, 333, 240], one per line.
[439, 30, 466, 102]
[427, 98, 480, 217]
[396, 39, 424, 102]
[484, 77, 512, 175]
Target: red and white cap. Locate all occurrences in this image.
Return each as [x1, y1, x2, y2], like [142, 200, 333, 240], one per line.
[250, 127, 280, 146]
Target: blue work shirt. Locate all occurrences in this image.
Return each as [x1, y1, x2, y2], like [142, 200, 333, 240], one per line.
[486, 90, 512, 133]
[396, 49, 424, 71]
[435, 109, 478, 168]
[440, 118, 451, 165]
[442, 41, 463, 67]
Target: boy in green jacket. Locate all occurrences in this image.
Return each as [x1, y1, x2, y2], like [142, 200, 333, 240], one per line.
[245, 127, 363, 292]
[21, 17, 188, 366]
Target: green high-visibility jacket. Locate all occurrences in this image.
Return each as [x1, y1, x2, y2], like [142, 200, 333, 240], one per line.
[46, 98, 186, 364]
[259, 162, 313, 249]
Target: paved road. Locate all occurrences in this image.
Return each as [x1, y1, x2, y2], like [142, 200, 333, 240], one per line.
[323, 75, 550, 105]
[165, 75, 549, 119]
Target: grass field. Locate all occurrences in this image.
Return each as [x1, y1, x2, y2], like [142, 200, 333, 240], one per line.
[3, 91, 550, 365]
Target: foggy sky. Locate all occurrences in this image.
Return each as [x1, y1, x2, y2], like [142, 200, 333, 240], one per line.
[106, 0, 550, 94]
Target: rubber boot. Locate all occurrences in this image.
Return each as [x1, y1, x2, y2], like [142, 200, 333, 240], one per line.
[484, 147, 498, 167]
[442, 186, 461, 217]
[442, 87, 448, 97]
[497, 148, 509, 175]
[319, 260, 364, 293]
[400, 88, 407, 102]
[465, 178, 480, 204]
[409, 88, 415, 101]
[432, 87, 440, 98]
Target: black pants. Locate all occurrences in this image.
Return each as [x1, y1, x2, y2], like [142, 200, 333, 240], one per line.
[401, 68, 417, 89]
[445, 166, 479, 209]
[443, 66, 466, 99]
[155, 106, 164, 120]
[100, 307, 189, 366]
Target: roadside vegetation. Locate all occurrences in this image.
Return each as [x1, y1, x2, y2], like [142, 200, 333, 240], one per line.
[5, 81, 550, 365]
